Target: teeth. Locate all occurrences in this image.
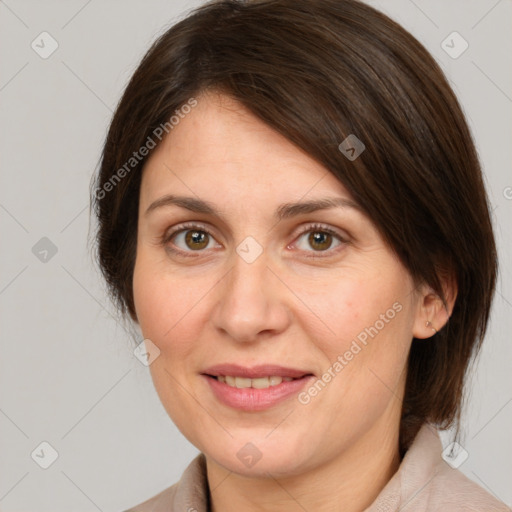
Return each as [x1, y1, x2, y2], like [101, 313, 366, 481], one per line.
[235, 377, 252, 388]
[216, 375, 295, 388]
[253, 377, 273, 389]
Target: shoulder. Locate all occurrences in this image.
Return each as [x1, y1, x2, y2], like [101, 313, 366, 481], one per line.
[367, 425, 510, 511]
[122, 453, 209, 512]
[428, 461, 510, 511]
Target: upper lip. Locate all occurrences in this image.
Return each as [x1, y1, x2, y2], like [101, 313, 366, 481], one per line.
[202, 364, 313, 379]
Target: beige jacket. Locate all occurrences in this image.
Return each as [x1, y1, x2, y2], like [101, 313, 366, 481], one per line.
[125, 424, 510, 511]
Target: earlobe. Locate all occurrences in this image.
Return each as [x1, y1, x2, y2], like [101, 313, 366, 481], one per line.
[413, 293, 448, 339]
[412, 275, 457, 339]
[425, 320, 437, 335]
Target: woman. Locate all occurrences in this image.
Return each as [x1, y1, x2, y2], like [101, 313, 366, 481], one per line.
[92, 0, 508, 510]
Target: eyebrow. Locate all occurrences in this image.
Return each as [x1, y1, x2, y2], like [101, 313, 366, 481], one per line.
[144, 194, 361, 220]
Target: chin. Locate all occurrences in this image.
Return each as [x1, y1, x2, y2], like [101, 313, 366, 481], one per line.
[200, 432, 313, 478]
[209, 449, 305, 478]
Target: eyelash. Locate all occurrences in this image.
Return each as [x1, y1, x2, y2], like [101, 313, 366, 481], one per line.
[159, 222, 348, 258]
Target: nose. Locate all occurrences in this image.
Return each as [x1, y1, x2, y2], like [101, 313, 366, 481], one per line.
[210, 251, 292, 343]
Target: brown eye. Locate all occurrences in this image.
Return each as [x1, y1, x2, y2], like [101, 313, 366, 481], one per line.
[184, 230, 210, 250]
[293, 225, 345, 255]
[163, 223, 221, 256]
[308, 231, 333, 251]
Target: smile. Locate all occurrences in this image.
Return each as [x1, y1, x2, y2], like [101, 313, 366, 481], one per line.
[214, 375, 295, 388]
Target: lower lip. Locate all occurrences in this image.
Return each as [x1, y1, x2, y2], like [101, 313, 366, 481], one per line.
[202, 374, 314, 411]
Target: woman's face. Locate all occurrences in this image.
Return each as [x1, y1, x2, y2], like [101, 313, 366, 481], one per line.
[133, 92, 427, 477]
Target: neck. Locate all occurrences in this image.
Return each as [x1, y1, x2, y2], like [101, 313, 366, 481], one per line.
[206, 417, 401, 512]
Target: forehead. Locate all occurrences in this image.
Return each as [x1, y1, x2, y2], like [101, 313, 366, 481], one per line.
[140, 92, 352, 205]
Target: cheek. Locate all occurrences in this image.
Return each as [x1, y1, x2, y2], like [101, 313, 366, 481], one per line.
[300, 269, 414, 393]
[133, 264, 169, 340]
[133, 256, 194, 350]
[132, 257, 206, 427]
[132, 253, 221, 370]
[300, 271, 408, 346]
[295, 279, 413, 449]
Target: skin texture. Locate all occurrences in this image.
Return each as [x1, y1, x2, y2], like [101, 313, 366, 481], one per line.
[132, 91, 451, 512]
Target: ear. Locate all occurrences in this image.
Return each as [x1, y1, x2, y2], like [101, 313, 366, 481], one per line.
[412, 272, 457, 339]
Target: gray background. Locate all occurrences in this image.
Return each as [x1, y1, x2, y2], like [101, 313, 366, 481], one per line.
[0, 0, 510, 510]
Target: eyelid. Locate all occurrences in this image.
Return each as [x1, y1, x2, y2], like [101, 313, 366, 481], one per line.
[161, 221, 214, 243]
[292, 222, 348, 242]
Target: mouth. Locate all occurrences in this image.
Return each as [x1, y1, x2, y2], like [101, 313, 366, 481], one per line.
[202, 363, 314, 382]
[201, 364, 315, 410]
[205, 374, 299, 389]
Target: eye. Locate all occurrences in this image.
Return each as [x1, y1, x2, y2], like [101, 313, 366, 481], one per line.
[293, 224, 346, 255]
[161, 223, 220, 255]
[175, 229, 215, 251]
[160, 222, 348, 258]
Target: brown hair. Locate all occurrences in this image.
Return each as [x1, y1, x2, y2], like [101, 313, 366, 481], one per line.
[91, 0, 497, 455]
